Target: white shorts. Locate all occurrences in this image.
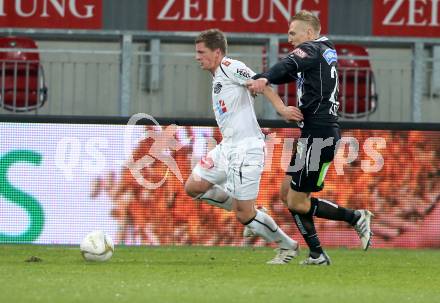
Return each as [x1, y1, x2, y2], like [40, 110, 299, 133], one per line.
[193, 138, 265, 200]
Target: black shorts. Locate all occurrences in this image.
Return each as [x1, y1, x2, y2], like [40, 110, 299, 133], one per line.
[286, 127, 341, 193]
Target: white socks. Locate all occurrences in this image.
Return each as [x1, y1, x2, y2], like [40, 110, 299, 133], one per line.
[195, 185, 233, 211]
[246, 209, 297, 250]
[195, 188, 297, 250]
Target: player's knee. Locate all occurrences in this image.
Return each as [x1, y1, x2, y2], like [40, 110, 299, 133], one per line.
[288, 201, 309, 214]
[235, 212, 252, 225]
[184, 180, 199, 198]
[279, 188, 288, 205]
[235, 208, 256, 225]
[279, 177, 291, 205]
[286, 192, 310, 214]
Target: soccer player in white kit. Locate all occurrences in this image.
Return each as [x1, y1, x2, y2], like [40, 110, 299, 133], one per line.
[184, 29, 304, 264]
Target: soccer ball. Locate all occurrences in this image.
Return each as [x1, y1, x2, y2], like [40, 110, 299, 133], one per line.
[80, 230, 114, 262]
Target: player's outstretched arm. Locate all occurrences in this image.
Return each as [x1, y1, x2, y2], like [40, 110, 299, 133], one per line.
[246, 57, 298, 94]
[262, 86, 303, 122]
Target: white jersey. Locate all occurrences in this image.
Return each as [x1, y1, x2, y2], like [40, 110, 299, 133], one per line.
[211, 57, 264, 145]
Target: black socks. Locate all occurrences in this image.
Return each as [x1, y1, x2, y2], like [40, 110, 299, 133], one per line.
[289, 210, 323, 258]
[310, 197, 360, 225]
[289, 197, 362, 258]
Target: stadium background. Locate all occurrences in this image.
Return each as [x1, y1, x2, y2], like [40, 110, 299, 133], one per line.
[0, 0, 439, 248]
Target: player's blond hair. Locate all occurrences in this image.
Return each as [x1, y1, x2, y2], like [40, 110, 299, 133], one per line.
[195, 29, 227, 54]
[290, 10, 321, 34]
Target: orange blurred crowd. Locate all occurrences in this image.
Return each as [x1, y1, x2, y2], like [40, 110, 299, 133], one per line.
[92, 126, 440, 248]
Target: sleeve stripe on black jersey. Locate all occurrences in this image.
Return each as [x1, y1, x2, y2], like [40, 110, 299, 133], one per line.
[219, 65, 230, 78]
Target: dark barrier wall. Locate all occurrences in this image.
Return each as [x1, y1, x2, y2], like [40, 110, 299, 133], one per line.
[0, 118, 438, 248]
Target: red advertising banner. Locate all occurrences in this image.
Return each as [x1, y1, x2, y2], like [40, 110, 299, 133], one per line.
[373, 0, 440, 37]
[0, 0, 102, 29]
[147, 0, 328, 33]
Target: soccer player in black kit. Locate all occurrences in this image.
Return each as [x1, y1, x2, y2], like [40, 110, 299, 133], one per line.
[247, 10, 374, 265]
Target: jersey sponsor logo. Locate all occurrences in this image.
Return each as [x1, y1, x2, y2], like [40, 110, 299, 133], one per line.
[234, 68, 251, 79]
[292, 48, 308, 58]
[222, 60, 231, 67]
[215, 99, 228, 116]
[213, 82, 222, 94]
[323, 49, 338, 65]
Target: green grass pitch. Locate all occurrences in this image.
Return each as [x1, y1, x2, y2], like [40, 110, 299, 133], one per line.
[1, 245, 439, 303]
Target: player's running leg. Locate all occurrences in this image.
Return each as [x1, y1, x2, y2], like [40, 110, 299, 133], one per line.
[235, 199, 299, 264]
[309, 197, 374, 250]
[185, 144, 234, 210]
[243, 206, 267, 237]
[185, 172, 233, 208]
[285, 187, 330, 266]
[194, 183, 233, 211]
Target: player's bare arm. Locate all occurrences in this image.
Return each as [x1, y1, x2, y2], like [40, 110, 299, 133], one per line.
[262, 86, 303, 122]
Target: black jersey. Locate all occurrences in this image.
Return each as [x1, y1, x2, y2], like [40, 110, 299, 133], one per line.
[255, 37, 340, 128]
